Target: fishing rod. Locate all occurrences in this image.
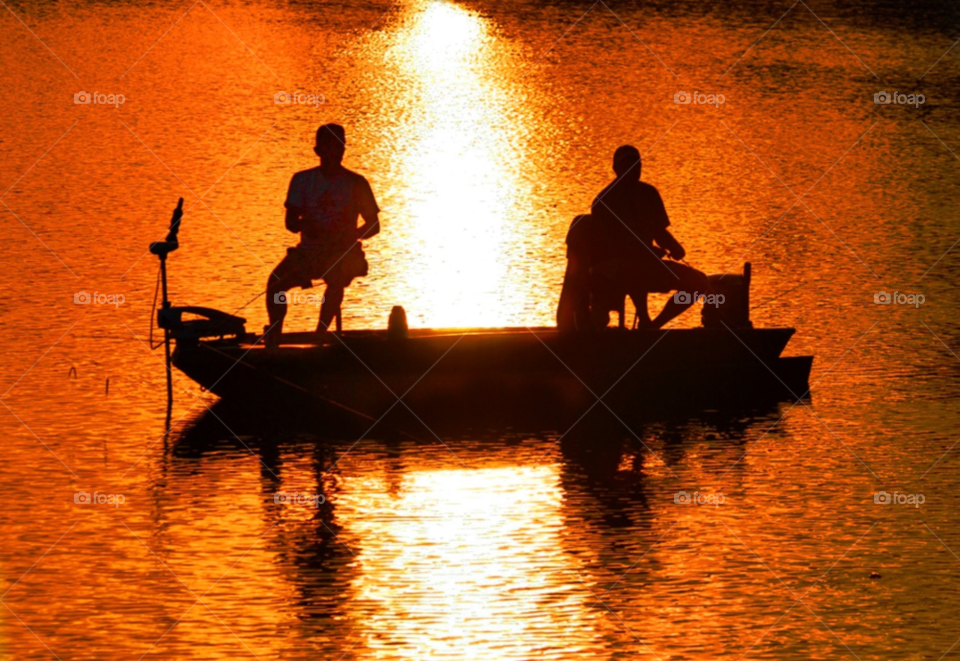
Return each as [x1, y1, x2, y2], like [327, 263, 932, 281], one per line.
[750, 280, 807, 311]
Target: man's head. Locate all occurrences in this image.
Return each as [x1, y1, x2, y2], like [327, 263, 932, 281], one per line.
[314, 124, 346, 167]
[613, 145, 641, 180]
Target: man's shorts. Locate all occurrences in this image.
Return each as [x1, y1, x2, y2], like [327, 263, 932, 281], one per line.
[275, 241, 368, 290]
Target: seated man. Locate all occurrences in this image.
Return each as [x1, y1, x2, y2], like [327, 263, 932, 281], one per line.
[581, 145, 708, 329]
[557, 214, 596, 332]
[265, 124, 380, 346]
[559, 212, 639, 331]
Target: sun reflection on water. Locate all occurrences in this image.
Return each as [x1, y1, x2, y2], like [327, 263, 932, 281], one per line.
[378, 1, 532, 328]
[337, 464, 605, 658]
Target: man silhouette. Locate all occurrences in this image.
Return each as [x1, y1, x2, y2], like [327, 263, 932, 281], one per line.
[588, 145, 708, 329]
[265, 124, 380, 346]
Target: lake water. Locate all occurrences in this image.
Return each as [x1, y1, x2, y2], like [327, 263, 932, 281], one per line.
[1, 0, 960, 658]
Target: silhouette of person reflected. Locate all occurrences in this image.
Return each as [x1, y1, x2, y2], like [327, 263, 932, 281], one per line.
[558, 146, 708, 331]
[265, 124, 381, 347]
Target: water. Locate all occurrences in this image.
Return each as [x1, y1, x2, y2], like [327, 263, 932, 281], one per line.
[1, 0, 959, 658]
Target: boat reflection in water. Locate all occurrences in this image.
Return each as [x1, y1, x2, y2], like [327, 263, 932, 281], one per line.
[169, 398, 776, 658]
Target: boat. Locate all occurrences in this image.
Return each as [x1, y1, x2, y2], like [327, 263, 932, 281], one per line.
[149, 201, 813, 424]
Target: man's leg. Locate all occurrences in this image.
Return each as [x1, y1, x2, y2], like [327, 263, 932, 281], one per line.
[650, 262, 709, 329]
[265, 253, 301, 347]
[629, 291, 651, 329]
[614, 261, 668, 329]
[317, 283, 344, 334]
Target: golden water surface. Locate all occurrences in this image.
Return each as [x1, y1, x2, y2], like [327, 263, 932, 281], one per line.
[1, 0, 960, 658]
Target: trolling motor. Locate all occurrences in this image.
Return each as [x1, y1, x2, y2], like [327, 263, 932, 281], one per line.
[150, 199, 184, 410]
[150, 199, 247, 410]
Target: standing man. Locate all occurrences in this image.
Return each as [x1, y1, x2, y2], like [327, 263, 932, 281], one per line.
[265, 124, 380, 347]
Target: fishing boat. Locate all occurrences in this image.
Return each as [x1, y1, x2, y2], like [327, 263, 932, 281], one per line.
[150, 201, 813, 423]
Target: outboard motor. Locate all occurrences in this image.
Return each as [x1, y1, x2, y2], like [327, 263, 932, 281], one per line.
[701, 263, 753, 329]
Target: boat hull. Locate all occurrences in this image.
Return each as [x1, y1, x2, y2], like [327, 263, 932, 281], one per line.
[173, 327, 813, 424]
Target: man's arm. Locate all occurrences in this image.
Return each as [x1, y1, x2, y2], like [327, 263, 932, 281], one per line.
[654, 228, 685, 261]
[284, 172, 304, 234]
[356, 178, 381, 240]
[649, 187, 684, 260]
[357, 211, 380, 240]
[285, 207, 303, 234]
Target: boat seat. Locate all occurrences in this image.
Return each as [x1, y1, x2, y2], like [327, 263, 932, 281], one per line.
[587, 272, 628, 329]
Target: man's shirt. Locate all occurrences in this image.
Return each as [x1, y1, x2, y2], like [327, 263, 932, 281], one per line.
[285, 166, 379, 252]
[590, 178, 670, 265]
